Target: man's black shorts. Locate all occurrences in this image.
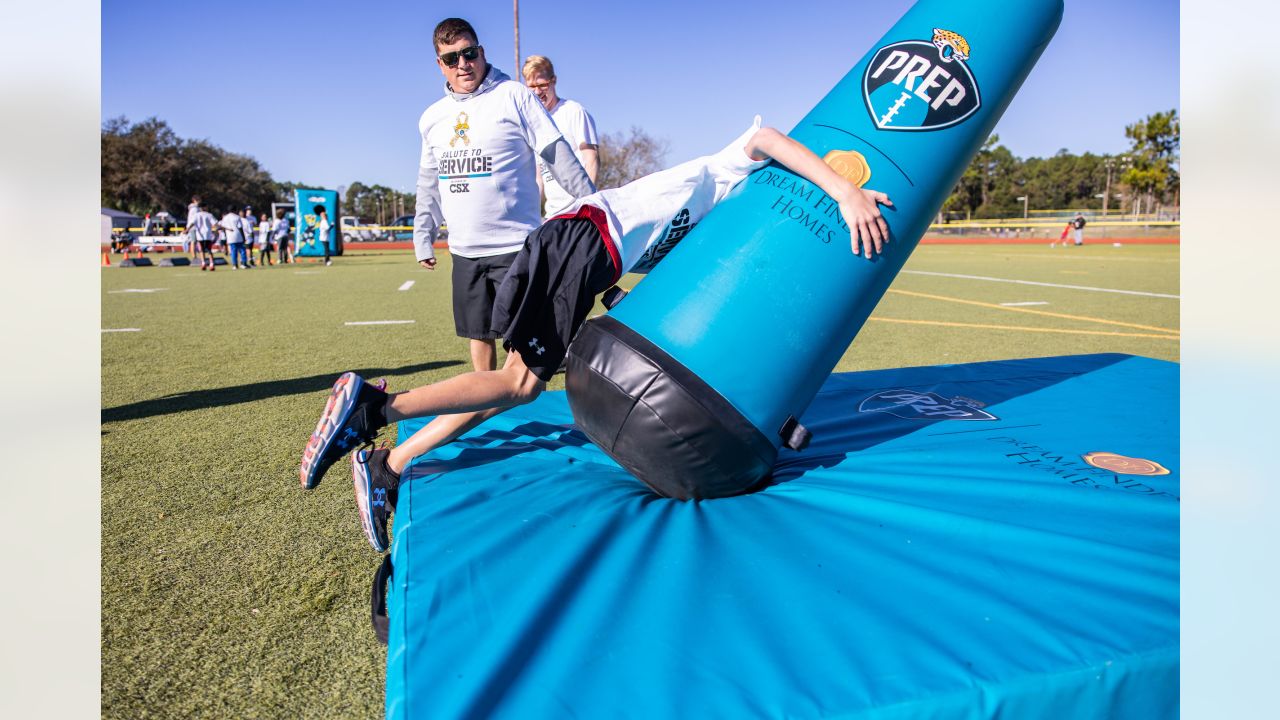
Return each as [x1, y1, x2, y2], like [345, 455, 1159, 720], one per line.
[492, 217, 615, 382]
[452, 250, 519, 340]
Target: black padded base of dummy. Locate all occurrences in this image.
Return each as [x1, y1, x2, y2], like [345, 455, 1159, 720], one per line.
[565, 315, 775, 500]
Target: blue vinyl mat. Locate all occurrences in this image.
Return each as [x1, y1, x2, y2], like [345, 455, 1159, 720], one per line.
[386, 353, 1178, 719]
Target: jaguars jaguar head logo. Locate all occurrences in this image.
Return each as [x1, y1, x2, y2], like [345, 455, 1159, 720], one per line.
[931, 28, 970, 63]
[450, 111, 471, 147]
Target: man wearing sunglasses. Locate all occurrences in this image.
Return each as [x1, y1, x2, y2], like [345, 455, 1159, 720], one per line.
[413, 17, 596, 375]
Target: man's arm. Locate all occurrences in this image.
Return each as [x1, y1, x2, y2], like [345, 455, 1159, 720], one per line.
[745, 127, 892, 257]
[579, 143, 600, 185]
[413, 136, 442, 269]
[577, 107, 601, 184]
[540, 138, 595, 199]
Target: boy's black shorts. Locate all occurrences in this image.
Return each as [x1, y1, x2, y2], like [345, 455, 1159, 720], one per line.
[492, 216, 616, 383]
[452, 251, 519, 340]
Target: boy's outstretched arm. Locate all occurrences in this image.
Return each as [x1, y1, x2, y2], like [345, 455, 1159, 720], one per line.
[745, 127, 893, 257]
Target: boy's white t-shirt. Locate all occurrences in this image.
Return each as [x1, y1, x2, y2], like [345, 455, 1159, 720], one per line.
[540, 98, 599, 217]
[189, 210, 216, 240]
[219, 213, 244, 243]
[418, 67, 564, 258]
[558, 117, 768, 275]
[240, 215, 257, 244]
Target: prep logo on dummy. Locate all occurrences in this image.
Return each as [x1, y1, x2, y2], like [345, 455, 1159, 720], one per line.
[859, 389, 997, 421]
[863, 28, 980, 131]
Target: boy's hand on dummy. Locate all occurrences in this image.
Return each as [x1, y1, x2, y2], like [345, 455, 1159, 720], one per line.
[839, 187, 892, 257]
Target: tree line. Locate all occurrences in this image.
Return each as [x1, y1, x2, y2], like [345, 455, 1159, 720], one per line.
[942, 109, 1179, 220]
[102, 109, 1177, 223]
[99, 116, 415, 221]
[101, 116, 659, 222]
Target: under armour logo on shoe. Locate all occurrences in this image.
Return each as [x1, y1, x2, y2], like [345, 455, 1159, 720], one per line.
[372, 487, 387, 508]
[528, 338, 546, 355]
[337, 427, 361, 448]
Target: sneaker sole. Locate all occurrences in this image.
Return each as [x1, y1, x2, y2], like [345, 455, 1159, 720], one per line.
[352, 449, 388, 552]
[299, 371, 364, 489]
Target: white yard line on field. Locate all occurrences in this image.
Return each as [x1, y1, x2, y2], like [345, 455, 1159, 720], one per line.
[1000, 301, 1049, 307]
[398, 281, 415, 291]
[901, 270, 1179, 299]
[345, 320, 416, 326]
[102, 328, 142, 333]
[922, 249, 1179, 264]
[108, 288, 168, 294]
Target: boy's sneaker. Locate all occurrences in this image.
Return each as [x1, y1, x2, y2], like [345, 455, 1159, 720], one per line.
[299, 372, 389, 489]
[352, 447, 400, 552]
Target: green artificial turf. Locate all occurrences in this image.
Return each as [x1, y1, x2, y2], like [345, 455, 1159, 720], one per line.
[101, 244, 1178, 718]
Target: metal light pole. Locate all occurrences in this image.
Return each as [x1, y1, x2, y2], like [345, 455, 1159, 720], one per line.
[514, 0, 520, 72]
[1102, 157, 1114, 216]
[1016, 195, 1028, 219]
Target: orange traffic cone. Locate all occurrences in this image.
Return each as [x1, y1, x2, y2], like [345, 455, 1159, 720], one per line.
[102, 250, 111, 266]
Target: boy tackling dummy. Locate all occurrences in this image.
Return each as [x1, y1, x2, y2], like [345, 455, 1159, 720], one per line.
[299, 117, 893, 551]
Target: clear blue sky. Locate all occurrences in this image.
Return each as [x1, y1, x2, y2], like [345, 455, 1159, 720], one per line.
[102, 0, 1178, 192]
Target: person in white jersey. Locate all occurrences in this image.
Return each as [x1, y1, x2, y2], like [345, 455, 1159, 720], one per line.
[187, 204, 218, 271]
[220, 208, 248, 269]
[272, 209, 292, 264]
[185, 195, 202, 260]
[522, 55, 600, 217]
[256, 212, 273, 266]
[240, 206, 258, 267]
[310, 205, 333, 266]
[412, 17, 596, 374]
[300, 116, 894, 553]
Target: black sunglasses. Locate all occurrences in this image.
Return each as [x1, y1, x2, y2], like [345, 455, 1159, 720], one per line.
[439, 45, 481, 67]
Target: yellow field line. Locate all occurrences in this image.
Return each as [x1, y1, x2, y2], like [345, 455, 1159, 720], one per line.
[886, 288, 1180, 335]
[869, 317, 1180, 340]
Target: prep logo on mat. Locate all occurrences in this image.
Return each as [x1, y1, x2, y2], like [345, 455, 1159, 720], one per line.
[863, 28, 981, 131]
[859, 389, 997, 421]
[1081, 452, 1171, 476]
